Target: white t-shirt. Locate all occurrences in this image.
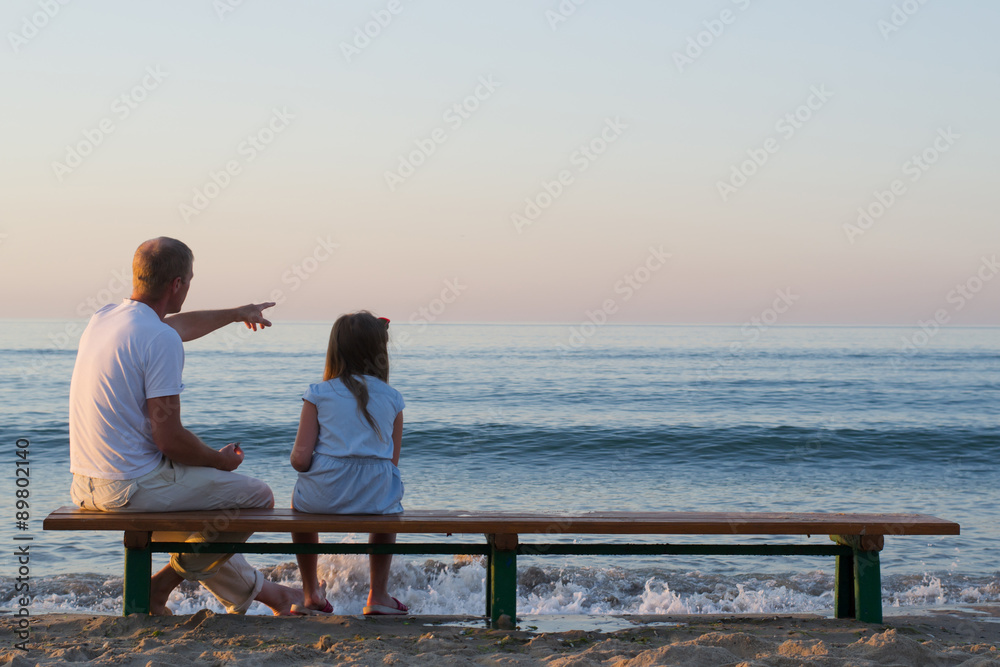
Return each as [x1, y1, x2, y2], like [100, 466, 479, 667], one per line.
[69, 300, 185, 480]
[305, 376, 404, 460]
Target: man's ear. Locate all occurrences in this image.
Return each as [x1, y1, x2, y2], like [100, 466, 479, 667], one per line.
[170, 276, 184, 293]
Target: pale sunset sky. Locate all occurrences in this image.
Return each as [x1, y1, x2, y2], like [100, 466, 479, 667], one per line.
[2, 1, 998, 325]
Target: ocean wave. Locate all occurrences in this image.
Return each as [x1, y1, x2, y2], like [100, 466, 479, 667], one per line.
[6, 559, 997, 618]
[177, 422, 999, 466]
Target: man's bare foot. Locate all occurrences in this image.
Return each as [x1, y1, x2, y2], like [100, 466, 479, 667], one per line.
[150, 565, 183, 616]
[256, 580, 304, 616]
[149, 604, 174, 616]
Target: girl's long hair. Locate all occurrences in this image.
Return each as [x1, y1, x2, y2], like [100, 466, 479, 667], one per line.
[323, 311, 390, 440]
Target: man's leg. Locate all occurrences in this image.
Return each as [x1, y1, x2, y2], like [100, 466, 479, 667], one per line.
[73, 462, 301, 614]
[150, 566, 183, 616]
[126, 459, 301, 614]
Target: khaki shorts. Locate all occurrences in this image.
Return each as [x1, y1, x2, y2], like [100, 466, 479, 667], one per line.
[72, 458, 274, 613]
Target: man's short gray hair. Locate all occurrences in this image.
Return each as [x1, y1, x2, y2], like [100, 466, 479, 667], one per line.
[132, 237, 194, 299]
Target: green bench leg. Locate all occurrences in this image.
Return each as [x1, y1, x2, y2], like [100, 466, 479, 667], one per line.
[487, 533, 518, 629]
[123, 531, 152, 615]
[854, 549, 882, 624]
[834, 552, 856, 618]
[831, 535, 884, 624]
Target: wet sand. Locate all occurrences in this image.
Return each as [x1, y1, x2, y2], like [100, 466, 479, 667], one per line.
[3, 608, 999, 666]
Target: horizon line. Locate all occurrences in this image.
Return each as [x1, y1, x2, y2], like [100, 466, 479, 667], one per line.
[3, 318, 999, 330]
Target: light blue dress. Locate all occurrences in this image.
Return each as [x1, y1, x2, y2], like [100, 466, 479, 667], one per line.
[292, 375, 405, 515]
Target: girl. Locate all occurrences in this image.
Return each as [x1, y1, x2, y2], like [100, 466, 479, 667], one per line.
[289, 311, 407, 616]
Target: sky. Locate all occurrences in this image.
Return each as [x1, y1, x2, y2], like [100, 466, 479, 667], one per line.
[1, 0, 998, 325]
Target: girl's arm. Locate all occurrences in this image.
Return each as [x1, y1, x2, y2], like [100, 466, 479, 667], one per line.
[290, 400, 320, 472]
[391, 411, 403, 467]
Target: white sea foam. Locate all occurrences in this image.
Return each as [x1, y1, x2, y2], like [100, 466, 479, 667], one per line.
[636, 579, 831, 615]
[7, 558, 998, 618]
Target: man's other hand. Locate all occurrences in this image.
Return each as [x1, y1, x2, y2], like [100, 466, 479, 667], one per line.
[218, 442, 245, 471]
[237, 302, 276, 331]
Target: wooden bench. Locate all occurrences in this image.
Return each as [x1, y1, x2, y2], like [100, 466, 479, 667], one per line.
[43, 507, 959, 627]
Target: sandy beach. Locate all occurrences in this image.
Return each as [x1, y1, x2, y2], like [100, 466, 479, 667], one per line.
[3, 609, 999, 666]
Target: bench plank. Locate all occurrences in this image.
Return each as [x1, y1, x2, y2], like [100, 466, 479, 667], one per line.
[45, 507, 960, 626]
[43, 507, 960, 536]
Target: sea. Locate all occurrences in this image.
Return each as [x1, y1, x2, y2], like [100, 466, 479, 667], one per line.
[1, 320, 997, 618]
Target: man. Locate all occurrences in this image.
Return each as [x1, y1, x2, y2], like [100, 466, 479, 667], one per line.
[69, 237, 300, 615]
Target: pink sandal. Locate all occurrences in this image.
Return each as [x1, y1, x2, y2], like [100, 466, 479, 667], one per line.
[363, 597, 408, 616]
[290, 600, 334, 616]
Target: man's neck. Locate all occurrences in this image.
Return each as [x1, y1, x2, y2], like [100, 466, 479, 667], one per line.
[130, 294, 171, 321]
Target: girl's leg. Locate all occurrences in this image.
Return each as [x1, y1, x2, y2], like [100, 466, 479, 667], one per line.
[367, 533, 398, 608]
[292, 532, 327, 608]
